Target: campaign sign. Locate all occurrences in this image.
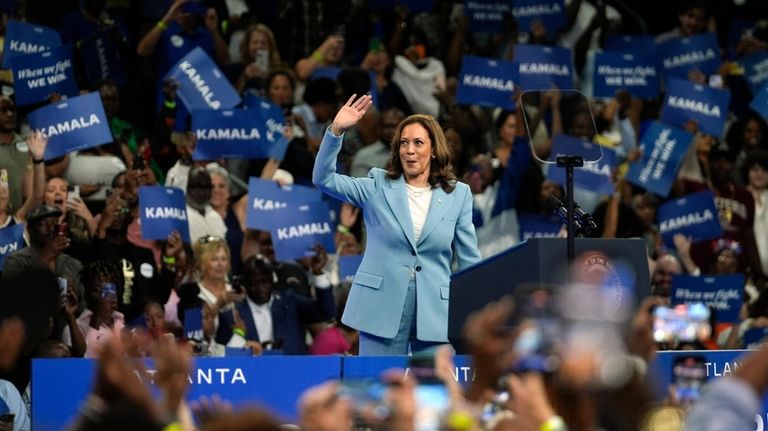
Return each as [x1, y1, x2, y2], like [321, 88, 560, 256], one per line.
[342, 355, 474, 384]
[514, 44, 573, 90]
[246, 177, 322, 231]
[12, 44, 79, 106]
[192, 109, 268, 160]
[139, 186, 191, 243]
[367, 0, 434, 13]
[603, 34, 656, 52]
[512, 0, 566, 34]
[464, 0, 511, 33]
[0, 224, 25, 271]
[657, 32, 720, 79]
[79, 32, 127, 87]
[744, 327, 768, 350]
[242, 94, 290, 160]
[268, 202, 336, 261]
[31, 356, 342, 430]
[455, 55, 518, 109]
[670, 274, 744, 323]
[625, 121, 693, 197]
[165, 46, 241, 112]
[1, 19, 61, 68]
[518, 214, 561, 240]
[339, 254, 364, 282]
[183, 307, 203, 341]
[593, 52, 659, 98]
[742, 51, 768, 95]
[751, 82, 768, 120]
[547, 135, 615, 196]
[27, 92, 113, 160]
[657, 190, 722, 248]
[660, 77, 731, 137]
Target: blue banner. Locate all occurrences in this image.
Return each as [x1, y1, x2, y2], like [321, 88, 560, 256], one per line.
[12, 44, 79, 106]
[593, 52, 659, 98]
[0, 224, 25, 271]
[192, 109, 271, 160]
[514, 44, 573, 90]
[512, 0, 566, 34]
[242, 94, 290, 160]
[308, 66, 341, 82]
[139, 186, 191, 243]
[660, 77, 731, 137]
[547, 135, 616, 195]
[518, 214, 561, 240]
[657, 190, 722, 248]
[28, 92, 113, 160]
[750, 82, 768, 120]
[79, 32, 127, 87]
[744, 327, 768, 350]
[183, 307, 203, 341]
[742, 51, 768, 95]
[603, 34, 656, 52]
[268, 202, 336, 262]
[455, 55, 518, 109]
[464, 0, 511, 33]
[657, 32, 720, 79]
[1, 19, 61, 69]
[338, 254, 364, 282]
[670, 274, 744, 323]
[31, 356, 342, 430]
[625, 121, 693, 197]
[164, 46, 241, 112]
[246, 177, 323, 231]
[367, 0, 434, 13]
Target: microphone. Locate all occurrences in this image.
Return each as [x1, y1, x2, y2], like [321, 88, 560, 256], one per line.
[545, 195, 583, 231]
[573, 203, 598, 232]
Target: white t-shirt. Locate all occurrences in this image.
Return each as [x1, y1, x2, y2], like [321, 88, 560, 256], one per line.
[406, 184, 433, 242]
[186, 204, 228, 244]
[247, 296, 274, 343]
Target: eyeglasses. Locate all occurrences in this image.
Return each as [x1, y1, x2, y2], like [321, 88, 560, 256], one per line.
[198, 235, 224, 244]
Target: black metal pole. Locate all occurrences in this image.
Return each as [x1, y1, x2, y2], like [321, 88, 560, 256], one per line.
[565, 164, 575, 264]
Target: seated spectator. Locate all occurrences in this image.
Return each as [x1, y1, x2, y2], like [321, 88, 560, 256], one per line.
[186, 167, 227, 243]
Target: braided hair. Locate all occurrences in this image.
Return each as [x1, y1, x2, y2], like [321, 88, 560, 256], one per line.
[80, 260, 126, 308]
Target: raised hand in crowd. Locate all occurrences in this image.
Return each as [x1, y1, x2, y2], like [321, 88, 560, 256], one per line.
[152, 336, 192, 418]
[66, 196, 97, 236]
[38, 229, 71, 272]
[298, 381, 352, 431]
[308, 243, 329, 275]
[331, 94, 374, 136]
[96, 192, 129, 238]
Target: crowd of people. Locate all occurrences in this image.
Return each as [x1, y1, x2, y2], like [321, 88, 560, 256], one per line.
[0, 0, 767, 429]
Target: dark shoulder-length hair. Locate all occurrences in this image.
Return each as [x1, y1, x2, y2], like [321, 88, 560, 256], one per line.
[387, 114, 457, 193]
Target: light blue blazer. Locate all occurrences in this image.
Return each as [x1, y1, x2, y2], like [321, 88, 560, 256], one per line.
[313, 129, 481, 341]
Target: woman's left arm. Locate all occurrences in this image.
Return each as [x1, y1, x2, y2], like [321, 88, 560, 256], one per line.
[454, 185, 482, 269]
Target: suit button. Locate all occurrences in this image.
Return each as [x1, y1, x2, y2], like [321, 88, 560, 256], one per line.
[415, 266, 422, 272]
[411, 250, 416, 256]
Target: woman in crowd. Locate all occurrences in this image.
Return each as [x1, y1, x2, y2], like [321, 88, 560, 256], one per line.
[313, 94, 480, 355]
[0, 131, 47, 229]
[744, 150, 768, 278]
[207, 166, 244, 275]
[42, 176, 96, 262]
[230, 23, 284, 94]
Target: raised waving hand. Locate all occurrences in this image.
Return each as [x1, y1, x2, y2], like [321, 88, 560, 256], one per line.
[330, 94, 373, 136]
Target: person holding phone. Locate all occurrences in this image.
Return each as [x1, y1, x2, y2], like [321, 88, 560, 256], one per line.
[313, 94, 481, 355]
[230, 24, 284, 93]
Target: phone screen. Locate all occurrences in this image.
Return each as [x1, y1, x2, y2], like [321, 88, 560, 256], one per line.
[414, 383, 450, 430]
[255, 49, 269, 71]
[653, 303, 711, 344]
[672, 356, 707, 406]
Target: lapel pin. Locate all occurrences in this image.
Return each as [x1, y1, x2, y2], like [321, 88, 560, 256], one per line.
[438, 198, 442, 204]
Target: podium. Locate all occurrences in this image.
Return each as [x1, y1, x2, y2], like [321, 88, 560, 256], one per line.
[448, 238, 651, 353]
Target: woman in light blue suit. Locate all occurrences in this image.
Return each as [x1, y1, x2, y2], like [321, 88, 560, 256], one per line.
[313, 94, 481, 355]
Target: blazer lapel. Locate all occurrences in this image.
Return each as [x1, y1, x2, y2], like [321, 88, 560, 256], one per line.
[417, 187, 453, 247]
[238, 300, 260, 342]
[382, 177, 417, 250]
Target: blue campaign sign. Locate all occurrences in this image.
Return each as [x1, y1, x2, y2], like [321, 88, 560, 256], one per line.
[512, 0, 566, 34]
[139, 186, 191, 243]
[183, 307, 203, 341]
[31, 356, 342, 430]
[603, 34, 656, 52]
[657, 32, 720, 79]
[514, 44, 573, 90]
[518, 214, 561, 240]
[465, 0, 511, 33]
[455, 55, 518, 109]
[338, 254, 364, 282]
[342, 355, 474, 384]
[750, 82, 768, 120]
[547, 135, 616, 196]
[269, 202, 336, 262]
[165, 46, 241, 112]
[625, 121, 693, 197]
[660, 77, 731, 137]
[592, 52, 659, 98]
[0, 224, 25, 271]
[657, 190, 722, 248]
[79, 32, 127, 87]
[192, 109, 269, 160]
[246, 177, 323, 231]
[28, 92, 113, 160]
[742, 51, 768, 95]
[744, 327, 768, 350]
[670, 274, 744, 323]
[12, 44, 79, 106]
[1, 19, 61, 69]
[242, 94, 290, 160]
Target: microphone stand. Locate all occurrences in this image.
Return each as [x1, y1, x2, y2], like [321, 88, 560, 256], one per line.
[556, 155, 584, 264]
